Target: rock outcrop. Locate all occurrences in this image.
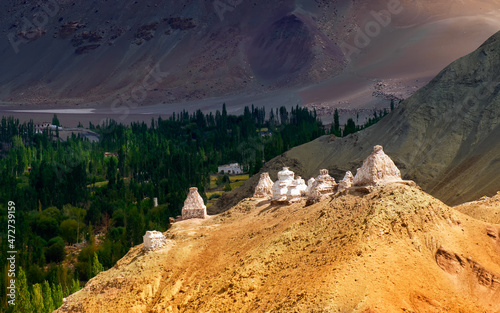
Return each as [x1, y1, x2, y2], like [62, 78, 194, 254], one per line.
[182, 187, 207, 220]
[338, 171, 354, 192]
[143, 231, 167, 251]
[286, 176, 307, 202]
[272, 167, 295, 202]
[353, 145, 402, 187]
[254, 172, 274, 199]
[307, 169, 337, 201]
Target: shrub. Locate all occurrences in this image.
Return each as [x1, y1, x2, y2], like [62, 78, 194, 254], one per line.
[208, 193, 221, 200]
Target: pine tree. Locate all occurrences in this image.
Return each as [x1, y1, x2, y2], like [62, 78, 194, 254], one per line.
[333, 109, 340, 137]
[42, 281, 55, 313]
[52, 114, 60, 127]
[31, 283, 44, 313]
[91, 253, 104, 278]
[14, 267, 32, 313]
[67, 278, 80, 296]
[343, 118, 357, 137]
[52, 283, 64, 309]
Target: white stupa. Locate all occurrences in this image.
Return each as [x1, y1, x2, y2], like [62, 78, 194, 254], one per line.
[338, 171, 354, 192]
[143, 231, 167, 251]
[307, 169, 337, 201]
[353, 145, 402, 187]
[181, 187, 207, 220]
[271, 167, 295, 202]
[286, 176, 307, 202]
[254, 172, 274, 199]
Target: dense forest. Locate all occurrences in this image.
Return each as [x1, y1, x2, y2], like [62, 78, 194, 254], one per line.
[0, 104, 326, 312]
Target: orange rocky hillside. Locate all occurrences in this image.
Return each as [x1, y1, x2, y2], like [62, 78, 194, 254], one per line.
[56, 169, 500, 311]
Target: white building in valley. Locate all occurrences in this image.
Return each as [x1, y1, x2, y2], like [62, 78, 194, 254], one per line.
[218, 163, 243, 175]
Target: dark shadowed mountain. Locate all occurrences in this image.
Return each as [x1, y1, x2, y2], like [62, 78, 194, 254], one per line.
[1, 0, 499, 116]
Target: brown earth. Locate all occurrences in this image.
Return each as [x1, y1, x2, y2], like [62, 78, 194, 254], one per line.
[56, 183, 500, 312]
[455, 192, 500, 225]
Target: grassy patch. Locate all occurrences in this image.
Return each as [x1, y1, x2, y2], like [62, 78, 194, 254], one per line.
[87, 181, 109, 188]
[230, 180, 246, 189]
[229, 174, 249, 182]
[206, 191, 224, 198]
[206, 174, 250, 206]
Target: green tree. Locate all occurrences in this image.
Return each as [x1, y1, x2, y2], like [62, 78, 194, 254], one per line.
[343, 118, 357, 137]
[52, 283, 63, 309]
[127, 207, 145, 246]
[45, 237, 65, 263]
[42, 281, 55, 313]
[106, 156, 118, 188]
[52, 114, 60, 127]
[91, 253, 104, 278]
[62, 205, 86, 244]
[14, 267, 32, 313]
[11, 136, 27, 176]
[332, 109, 341, 137]
[60, 219, 79, 244]
[67, 278, 80, 296]
[31, 283, 44, 313]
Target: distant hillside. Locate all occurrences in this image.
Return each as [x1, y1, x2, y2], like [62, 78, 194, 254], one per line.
[1, 0, 499, 112]
[211, 30, 500, 212]
[0, 0, 345, 106]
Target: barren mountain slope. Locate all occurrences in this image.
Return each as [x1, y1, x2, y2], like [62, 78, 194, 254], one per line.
[455, 192, 500, 225]
[56, 183, 500, 312]
[211, 30, 500, 212]
[1, 0, 499, 112]
[0, 0, 347, 107]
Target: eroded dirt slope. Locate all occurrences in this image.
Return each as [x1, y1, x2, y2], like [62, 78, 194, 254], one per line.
[57, 183, 500, 312]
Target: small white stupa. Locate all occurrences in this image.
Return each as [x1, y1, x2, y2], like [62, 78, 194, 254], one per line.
[353, 145, 402, 187]
[181, 187, 207, 220]
[338, 171, 354, 192]
[143, 231, 166, 251]
[286, 176, 307, 202]
[271, 167, 295, 202]
[307, 169, 337, 201]
[254, 172, 274, 199]
[306, 177, 316, 195]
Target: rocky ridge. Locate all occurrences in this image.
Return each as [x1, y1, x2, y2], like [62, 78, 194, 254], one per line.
[56, 182, 500, 312]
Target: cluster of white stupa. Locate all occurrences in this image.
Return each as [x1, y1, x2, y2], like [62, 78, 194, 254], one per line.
[254, 145, 402, 203]
[143, 145, 402, 250]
